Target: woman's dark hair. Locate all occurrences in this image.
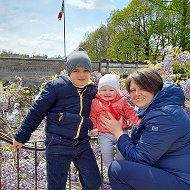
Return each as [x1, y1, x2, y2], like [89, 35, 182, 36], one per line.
[126, 68, 164, 95]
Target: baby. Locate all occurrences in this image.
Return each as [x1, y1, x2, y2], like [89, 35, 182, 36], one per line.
[90, 74, 141, 168]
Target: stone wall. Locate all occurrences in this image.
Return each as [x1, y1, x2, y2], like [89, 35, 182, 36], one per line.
[0, 57, 147, 88]
[0, 57, 100, 87]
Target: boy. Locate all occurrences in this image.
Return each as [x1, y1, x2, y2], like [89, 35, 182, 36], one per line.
[13, 47, 101, 190]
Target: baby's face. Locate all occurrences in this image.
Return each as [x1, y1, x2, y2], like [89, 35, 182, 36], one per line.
[99, 86, 117, 101]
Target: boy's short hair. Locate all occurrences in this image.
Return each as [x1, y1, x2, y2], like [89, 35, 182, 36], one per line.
[66, 47, 92, 76]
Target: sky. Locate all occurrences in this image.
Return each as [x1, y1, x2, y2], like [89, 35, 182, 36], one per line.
[0, 0, 131, 58]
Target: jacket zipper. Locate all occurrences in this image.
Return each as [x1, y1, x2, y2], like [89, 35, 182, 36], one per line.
[59, 112, 64, 122]
[74, 89, 86, 139]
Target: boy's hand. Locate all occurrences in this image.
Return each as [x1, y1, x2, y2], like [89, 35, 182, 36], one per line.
[13, 139, 24, 151]
[90, 128, 99, 136]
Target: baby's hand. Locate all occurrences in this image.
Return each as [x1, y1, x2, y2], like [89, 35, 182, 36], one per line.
[126, 120, 133, 129]
[137, 118, 141, 126]
[90, 128, 99, 136]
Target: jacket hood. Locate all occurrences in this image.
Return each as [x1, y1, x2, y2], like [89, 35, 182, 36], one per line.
[153, 82, 185, 106]
[138, 82, 185, 117]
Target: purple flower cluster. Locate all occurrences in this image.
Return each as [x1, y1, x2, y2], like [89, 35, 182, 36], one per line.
[1, 147, 47, 190]
[179, 79, 190, 99]
[90, 71, 102, 87]
[161, 51, 174, 74]
[176, 51, 190, 69]
[152, 48, 190, 115]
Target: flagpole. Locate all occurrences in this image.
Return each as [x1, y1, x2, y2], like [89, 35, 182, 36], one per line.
[63, 0, 66, 61]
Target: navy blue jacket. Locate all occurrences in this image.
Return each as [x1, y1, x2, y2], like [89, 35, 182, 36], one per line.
[117, 82, 190, 185]
[14, 75, 97, 143]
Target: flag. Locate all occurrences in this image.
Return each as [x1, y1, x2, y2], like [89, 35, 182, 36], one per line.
[58, 0, 64, 20]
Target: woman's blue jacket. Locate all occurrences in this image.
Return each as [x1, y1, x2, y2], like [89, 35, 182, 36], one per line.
[14, 75, 97, 143]
[117, 82, 190, 185]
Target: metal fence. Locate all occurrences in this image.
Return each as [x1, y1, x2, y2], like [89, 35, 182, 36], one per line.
[0, 132, 105, 190]
[99, 60, 147, 74]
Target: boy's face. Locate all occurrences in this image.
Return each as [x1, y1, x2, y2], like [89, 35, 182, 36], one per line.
[70, 67, 90, 88]
[99, 86, 117, 101]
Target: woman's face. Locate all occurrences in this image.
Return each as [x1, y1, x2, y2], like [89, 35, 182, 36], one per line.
[129, 80, 154, 109]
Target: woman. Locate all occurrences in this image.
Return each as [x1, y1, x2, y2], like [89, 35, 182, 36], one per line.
[101, 68, 190, 190]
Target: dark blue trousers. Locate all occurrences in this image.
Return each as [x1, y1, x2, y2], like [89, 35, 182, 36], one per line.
[108, 160, 190, 190]
[45, 134, 101, 190]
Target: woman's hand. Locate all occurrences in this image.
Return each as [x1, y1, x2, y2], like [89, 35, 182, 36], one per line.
[100, 112, 124, 140]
